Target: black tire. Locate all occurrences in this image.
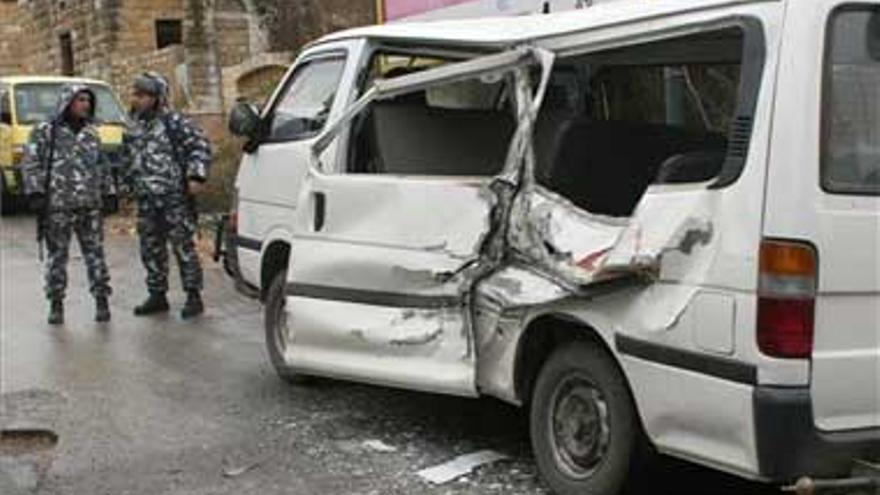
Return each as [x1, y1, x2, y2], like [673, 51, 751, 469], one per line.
[530, 341, 641, 495]
[264, 271, 309, 384]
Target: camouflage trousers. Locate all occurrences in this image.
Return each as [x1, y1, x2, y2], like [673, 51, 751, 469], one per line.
[44, 209, 111, 300]
[136, 197, 203, 294]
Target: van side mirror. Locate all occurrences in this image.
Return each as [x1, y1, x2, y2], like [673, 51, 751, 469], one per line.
[228, 101, 262, 142]
[0, 111, 10, 125]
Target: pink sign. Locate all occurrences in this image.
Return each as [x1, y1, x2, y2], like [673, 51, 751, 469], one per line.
[383, 0, 476, 20]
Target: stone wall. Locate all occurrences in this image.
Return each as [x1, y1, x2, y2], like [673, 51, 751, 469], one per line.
[0, 1, 23, 75]
[216, 0, 251, 68]
[109, 45, 186, 107]
[220, 51, 291, 109]
[115, 0, 185, 57]
[7, 0, 252, 114]
[255, 0, 377, 52]
[3, 0, 377, 118]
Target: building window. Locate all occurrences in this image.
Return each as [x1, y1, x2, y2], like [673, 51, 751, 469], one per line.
[156, 19, 183, 50]
[59, 32, 74, 76]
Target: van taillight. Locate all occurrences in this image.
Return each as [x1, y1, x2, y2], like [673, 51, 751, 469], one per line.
[757, 240, 817, 359]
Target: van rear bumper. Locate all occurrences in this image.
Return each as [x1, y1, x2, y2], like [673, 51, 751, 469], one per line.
[754, 386, 880, 481]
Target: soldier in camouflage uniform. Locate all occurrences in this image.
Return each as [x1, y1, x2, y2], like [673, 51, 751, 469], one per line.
[22, 84, 113, 325]
[121, 72, 211, 319]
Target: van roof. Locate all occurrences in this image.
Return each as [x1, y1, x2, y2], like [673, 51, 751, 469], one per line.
[0, 75, 112, 86]
[316, 0, 776, 47]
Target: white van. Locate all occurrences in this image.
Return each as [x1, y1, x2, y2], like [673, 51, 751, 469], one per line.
[219, 0, 880, 492]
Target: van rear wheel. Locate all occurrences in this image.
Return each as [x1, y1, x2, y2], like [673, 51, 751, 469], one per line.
[530, 342, 639, 495]
[264, 271, 309, 384]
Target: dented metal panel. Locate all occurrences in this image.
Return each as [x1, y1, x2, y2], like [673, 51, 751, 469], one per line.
[477, 184, 721, 315]
[478, 266, 572, 308]
[295, 39, 727, 401]
[283, 46, 557, 396]
[602, 187, 718, 277]
[506, 186, 629, 288]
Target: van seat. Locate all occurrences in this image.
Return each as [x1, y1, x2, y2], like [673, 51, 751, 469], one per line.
[542, 119, 726, 216]
[655, 150, 727, 184]
[370, 101, 515, 176]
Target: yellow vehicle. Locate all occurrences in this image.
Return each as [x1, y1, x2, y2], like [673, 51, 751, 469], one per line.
[0, 76, 128, 213]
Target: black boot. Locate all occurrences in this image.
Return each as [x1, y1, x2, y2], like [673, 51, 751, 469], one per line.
[48, 299, 64, 325]
[134, 292, 169, 316]
[95, 296, 111, 322]
[181, 291, 204, 319]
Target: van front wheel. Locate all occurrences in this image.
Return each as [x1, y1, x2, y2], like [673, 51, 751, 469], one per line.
[530, 342, 639, 495]
[264, 271, 308, 384]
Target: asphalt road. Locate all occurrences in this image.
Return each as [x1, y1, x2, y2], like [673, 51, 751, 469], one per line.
[1, 214, 780, 495]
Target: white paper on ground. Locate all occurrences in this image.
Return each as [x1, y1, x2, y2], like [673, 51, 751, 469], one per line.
[416, 450, 509, 484]
[362, 439, 398, 453]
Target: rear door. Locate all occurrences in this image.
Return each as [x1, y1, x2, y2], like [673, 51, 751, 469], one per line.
[812, 3, 880, 431]
[282, 48, 551, 396]
[776, 2, 880, 431]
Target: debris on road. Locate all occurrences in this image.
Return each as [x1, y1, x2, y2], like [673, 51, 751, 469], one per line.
[417, 450, 509, 485]
[362, 439, 398, 453]
[221, 459, 262, 478]
[334, 440, 362, 455]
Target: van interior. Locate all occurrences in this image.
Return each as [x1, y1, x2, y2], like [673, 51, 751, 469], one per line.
[348, 26, 746, 217]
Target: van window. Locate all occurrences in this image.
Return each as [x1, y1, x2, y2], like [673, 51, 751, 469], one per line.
[822, 6, 880, 195]
[348, 54, 515, 177]
[266, 56, 346, 143]
[536, 27, 747, 217]
[13, 83, 127, 125]
[0, 86, 10, 124]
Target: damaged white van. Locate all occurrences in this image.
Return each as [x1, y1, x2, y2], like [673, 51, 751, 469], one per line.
[221, 0, 880, 492]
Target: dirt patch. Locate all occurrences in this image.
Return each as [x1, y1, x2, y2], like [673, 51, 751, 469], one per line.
[0, 430, 58, 457]
[0, 429, 59, 493]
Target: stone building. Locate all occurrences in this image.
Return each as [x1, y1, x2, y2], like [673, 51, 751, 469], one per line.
[0, 0, 23, 75]
[2, 0, 376, 132]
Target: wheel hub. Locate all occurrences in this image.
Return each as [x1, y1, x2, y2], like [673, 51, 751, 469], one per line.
[550, 375, 611, 479]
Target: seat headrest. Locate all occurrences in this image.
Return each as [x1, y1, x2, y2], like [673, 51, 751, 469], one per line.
[655, 150, 727, 184]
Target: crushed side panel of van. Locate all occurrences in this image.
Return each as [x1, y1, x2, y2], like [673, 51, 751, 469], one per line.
[311, 44, 722, 369]
[307, 47, 554, 357]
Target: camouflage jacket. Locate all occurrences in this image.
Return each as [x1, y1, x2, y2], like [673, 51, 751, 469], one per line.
[121, 110, 212, 200]
[21, 85, 111, 211]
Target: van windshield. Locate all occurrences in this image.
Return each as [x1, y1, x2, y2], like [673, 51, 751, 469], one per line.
[13, 83, 127, 125]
